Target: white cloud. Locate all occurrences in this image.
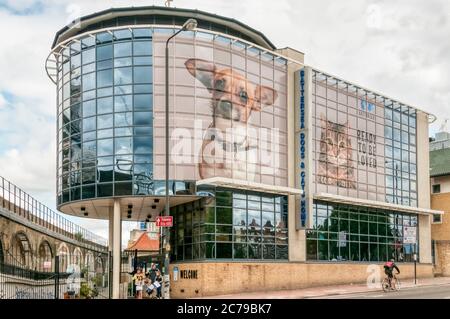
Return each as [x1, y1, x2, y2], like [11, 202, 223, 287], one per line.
[0, 93, 7, 109]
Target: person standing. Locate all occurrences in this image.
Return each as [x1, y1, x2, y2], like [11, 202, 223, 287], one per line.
[147, 263, 159, 284]
[133, 267, 146, 299]
[154, 270, 163, 299]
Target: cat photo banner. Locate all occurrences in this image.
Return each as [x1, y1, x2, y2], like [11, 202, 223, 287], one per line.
[310, 69, 387, 202]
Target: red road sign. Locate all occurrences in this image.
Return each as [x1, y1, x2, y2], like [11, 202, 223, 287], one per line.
[156, 216, 173, 227]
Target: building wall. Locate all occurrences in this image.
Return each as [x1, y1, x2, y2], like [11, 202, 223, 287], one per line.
[434, 242, 450, 276]
[417, 112, 431, 209]
[431, 192, 450, 241]
[431, 176, 450, 194]
[417, 111, 432, 263]
[276, 48, 306, 261]
[430, 181, 450, 276]
[169, 262, 433, 298]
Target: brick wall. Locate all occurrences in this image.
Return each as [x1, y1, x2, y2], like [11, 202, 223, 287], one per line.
[169, 261, 433, 298]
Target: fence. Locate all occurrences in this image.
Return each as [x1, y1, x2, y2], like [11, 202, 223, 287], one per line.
[121, 250, 164, 299]
[0, 251, 109, 299]
[0, 175, 107, 251]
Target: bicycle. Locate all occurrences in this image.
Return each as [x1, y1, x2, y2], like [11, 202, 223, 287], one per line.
[382, 274, 401, 292]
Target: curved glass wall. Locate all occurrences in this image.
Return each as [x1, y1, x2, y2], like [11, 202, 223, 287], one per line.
[57, 28, 154, 204]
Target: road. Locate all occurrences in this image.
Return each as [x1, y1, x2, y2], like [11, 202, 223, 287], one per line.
[313, 283, 450, 299]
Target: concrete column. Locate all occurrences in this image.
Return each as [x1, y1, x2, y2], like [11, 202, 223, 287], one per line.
[288, 194, 306, 261]
[416, 111, 432, 264]
[112, 199, 122, 299]
[108, 206, 114, 253]
[419, 214, 432, 264]
[416, 111, 431, 209]
[277, 48, 307, 262]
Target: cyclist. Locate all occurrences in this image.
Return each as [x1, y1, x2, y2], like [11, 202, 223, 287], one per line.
[384, 259, 400, 290]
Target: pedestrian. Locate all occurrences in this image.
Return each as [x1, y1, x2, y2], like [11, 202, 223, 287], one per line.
[147, 263, 159, 283]
[133, 266, 146, 299]
[154, 270, 163, 299]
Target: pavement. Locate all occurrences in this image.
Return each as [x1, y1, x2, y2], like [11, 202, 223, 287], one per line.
[199, 276, 450, 299]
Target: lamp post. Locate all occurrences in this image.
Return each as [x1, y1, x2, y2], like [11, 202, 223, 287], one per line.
[163, 18, 197, 299]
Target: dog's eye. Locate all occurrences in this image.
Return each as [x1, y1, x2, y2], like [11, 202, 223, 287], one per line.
[239, 90, 248, 103]
[215, 79, 225, 91]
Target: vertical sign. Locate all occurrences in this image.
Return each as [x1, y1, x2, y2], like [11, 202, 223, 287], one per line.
[299, 69, 308, 228]
[403, 226, 417, 244]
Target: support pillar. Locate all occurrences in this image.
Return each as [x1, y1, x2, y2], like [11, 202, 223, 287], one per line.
[112, 199, 122, 299]
[108, 206, 114, 253]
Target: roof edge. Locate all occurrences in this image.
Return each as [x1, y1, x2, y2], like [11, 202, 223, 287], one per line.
[52, 6, 276, 50]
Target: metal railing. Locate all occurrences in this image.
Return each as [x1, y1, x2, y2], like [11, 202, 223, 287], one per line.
[0, 175, 107, 251]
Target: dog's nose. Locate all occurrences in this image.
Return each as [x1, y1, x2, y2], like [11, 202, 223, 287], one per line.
[217, 100, 232, 119]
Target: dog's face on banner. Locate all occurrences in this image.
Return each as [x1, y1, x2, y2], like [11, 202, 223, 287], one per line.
[185, 58, 278, 124]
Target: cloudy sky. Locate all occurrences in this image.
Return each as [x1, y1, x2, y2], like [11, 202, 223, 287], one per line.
[0, 0, 449, 245]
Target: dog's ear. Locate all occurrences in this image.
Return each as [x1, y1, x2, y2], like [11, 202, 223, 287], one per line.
[253, 85, 278, 110]
[185, 59, 216, 92]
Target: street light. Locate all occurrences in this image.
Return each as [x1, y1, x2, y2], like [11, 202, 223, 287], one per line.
[163, 18, 197, 299]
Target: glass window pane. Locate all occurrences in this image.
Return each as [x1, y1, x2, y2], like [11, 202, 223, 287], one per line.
[97, 97, 113, 114]
[114, 67, 132, 85]
[82, 48, 95, 65]
[83, 100, 96, 117]
[248, 244, 261, 259]
[262, 211, 275, 228]
[114, 112, 132, 127]
[114, 29, 132, 40]
[133, 28, 152, 38]
[97, 45, 112, 61]
[133, 41, 152, 56]
[98, 114, 113, 129]
[134, 136, 152, 153]
[97, 69, 113, 88]
[216, 243, 232, 258]
[97, 183, 113, 197]
[216, 207, 232, 224]
[83, 116, 96, 132]
[233, 208, 247, 226]
[114, 95, 133, 112]
[134, 112, 152, 126]
[115, 137, 132, 155]
[96, 32, 112, 43]
[81, 36, 95, 49]
[98, 139, 113, 156]
[134, 66, 152, 83]
[134, 127, 152, 136]
[82, 72, 96, 91]
[115, 182, 132, 196]
[97, 128, 113, 139]
[114, 57, 132, 68]
[233, 244, 247, 259]
[114, 42, 132, 57]
[133, 57, 152, 65]
[97, 59, 112, 71]
[134, 94, 152, 111]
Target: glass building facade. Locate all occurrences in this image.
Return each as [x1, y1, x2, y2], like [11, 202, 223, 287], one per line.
[306, 201, 419, 262]
[172, 186, 289, 261]
[311, 70, 417, 207]
[48, 8, 433, 272]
